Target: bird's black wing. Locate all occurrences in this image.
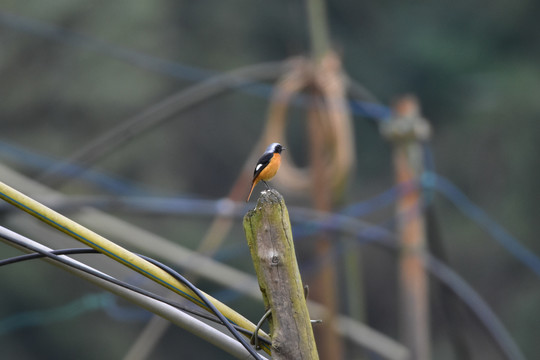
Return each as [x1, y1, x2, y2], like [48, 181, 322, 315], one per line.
[252, 152, 273, 180]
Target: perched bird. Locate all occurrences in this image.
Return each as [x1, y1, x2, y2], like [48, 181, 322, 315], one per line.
[246, 143, 285, 202]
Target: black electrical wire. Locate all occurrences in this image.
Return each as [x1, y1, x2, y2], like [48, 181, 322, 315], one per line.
[0, 239, 270, 355]
[0, 248, 97, 266]
[0, 248, 213, 321]
[0, 246, 270, 346]
[136, 253, 264, 360]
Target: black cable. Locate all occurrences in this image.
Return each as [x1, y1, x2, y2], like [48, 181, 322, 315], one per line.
[0, 248, 97, 266]
[0, 241, 270, 354]
[136, 253, 264, 360]
[0, 246, 270, 346]
[0, 248, 209, 320]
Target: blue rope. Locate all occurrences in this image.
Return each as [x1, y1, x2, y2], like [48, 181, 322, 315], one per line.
[423, 171, 540, 278]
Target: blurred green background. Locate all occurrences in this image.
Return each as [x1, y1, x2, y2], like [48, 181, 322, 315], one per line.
[0, 1, 539, 359]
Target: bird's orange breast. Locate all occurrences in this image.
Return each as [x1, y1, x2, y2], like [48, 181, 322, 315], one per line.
[258, 153, 281, 181]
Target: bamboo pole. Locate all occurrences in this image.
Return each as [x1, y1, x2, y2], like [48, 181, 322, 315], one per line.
[0, 180, 272, 355]
[381, 95, 432, 360]
[243, 190, 318, 359]
[0, 227, 260, 360]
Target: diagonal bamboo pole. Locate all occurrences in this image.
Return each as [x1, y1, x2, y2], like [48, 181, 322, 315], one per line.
[0, 227, 261, 360]
[0, 180, 272, 355]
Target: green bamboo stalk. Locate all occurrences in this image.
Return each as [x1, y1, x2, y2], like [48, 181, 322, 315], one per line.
[0, 180, 271, 355]
[0, 227, 257, 360]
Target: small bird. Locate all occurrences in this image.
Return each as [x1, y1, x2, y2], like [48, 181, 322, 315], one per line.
[246, 143, 285, 202]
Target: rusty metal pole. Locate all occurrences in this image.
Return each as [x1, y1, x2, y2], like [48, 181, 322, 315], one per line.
[381, 95, 432, 360]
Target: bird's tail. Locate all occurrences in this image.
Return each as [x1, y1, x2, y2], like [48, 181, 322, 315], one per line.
[246, 181, 257, 202]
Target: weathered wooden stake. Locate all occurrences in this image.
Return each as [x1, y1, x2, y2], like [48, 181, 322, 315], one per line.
[243, 189, 319, 360]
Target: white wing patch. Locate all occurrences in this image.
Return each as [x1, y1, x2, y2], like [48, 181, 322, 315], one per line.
[255, 164, 263, 172]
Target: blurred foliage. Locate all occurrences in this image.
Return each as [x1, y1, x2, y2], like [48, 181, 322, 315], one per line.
[1, 0, 539, 359]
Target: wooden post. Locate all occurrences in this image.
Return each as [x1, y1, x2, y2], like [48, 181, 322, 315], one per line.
[381, 95, 432, 360]
[243, 189, 319, 360]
